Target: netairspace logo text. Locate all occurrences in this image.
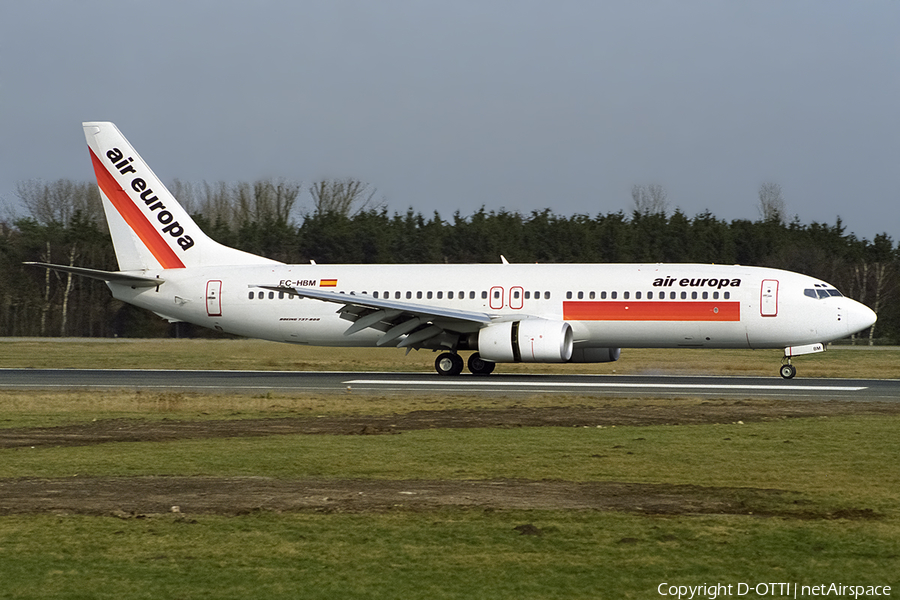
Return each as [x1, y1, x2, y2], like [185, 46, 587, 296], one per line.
[658, 582, 892, 599]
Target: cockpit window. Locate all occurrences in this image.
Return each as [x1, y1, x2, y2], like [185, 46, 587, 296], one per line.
[805, 287, 843, 299]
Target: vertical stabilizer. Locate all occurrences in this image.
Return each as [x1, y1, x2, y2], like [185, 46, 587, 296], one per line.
[83, 122, 278, 270]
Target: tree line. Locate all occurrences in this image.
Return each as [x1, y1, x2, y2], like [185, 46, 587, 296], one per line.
[1, 178, 896, 342]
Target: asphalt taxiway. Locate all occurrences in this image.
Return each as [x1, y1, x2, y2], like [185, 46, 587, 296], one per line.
[0, 369, 896, 400]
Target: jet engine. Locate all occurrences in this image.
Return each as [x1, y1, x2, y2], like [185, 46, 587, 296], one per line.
[477, 320, 574, 363]
[569, 347, 621, 363]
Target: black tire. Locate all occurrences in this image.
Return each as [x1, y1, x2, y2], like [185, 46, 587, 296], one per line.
[435, 352, 464, 376]
[467, 352, 496, 375]
[780, 364, 796, 379]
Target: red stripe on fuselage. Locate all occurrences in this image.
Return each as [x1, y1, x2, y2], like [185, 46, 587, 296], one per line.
[89, 148, 185, 269]
[563, 301, 741, 321]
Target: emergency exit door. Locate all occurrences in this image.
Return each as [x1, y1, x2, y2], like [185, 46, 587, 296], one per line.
[206, 280, 222, 317]
[760, 279, 778, 317]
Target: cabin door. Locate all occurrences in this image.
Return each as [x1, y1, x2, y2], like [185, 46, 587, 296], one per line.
[760, 279, 778, 317]
[206, 280, 223, 317]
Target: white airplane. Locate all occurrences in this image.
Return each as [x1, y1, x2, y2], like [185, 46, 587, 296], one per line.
[28, 122, 877, 378]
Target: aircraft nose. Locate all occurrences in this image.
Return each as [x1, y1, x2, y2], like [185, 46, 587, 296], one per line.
[845, 300, 877, 336]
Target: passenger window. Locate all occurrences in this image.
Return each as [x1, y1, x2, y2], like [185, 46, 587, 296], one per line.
[482, 291, 488, 299]
[589, 291, 595, 299]
[427, 291, 433, 299]
[713, 292, 719, 300]
[513, 290, 520, 299]
[470, 291, 476, 299]
[524, 291, 531, 300]
[702, 291, 708, 300]
[611, 291, 617, 299]
[448, 291, 453, 299]
[417, 291, 423, 299]
[601, 291, 607, 299]
[691, 291, 697, 300]
[724, 292, 730, 299]
[374, 291, 379, 298]
[406, 291, 412, 299]
[395, 291, 401, 299]
[566, 291, 573, 299]
[268, 292, 275, 299]
[647, 291, 652, 299]
[577, 291, 583, 300]
[279, 292, 285, 299]
[493, 290, 500, 299]
[248, 292, 255, 299]
[544, 292, 551, 300]
[623, 291, 630, 300]
[670, 292, 676, 299]
[636, 291, 641, 299]
[438, 291, 443, 299]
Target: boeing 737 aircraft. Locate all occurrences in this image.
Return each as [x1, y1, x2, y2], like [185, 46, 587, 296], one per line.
[27, 122, 877, 378]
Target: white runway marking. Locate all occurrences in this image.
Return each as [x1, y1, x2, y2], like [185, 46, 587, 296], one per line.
[344, 380, 867, 392]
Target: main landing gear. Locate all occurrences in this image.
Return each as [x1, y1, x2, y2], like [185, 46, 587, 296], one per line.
[434, 352, 495, 376]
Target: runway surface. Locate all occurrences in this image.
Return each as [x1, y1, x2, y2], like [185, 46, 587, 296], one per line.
[1, 369, 897, 400]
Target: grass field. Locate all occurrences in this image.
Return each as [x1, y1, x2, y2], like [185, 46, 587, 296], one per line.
[1, 337, 898, 378]
[1, 339, 898, 598]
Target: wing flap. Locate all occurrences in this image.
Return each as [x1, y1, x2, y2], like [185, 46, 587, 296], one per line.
[256, 285, 492, 348]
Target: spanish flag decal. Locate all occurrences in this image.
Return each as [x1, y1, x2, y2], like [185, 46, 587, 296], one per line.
[319, 279, 338, 288]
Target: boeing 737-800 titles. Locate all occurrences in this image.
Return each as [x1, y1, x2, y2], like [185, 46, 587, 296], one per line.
[27, 122, 877, 378]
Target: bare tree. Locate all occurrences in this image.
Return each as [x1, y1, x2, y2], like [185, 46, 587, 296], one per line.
[16, 179, 103, 225]
[632, 184, 668, 215]
[310, 178, 384, 217]
[758, 182, 786, 223]
[198, 180, 237, 229]
[171, 178, 301, 230]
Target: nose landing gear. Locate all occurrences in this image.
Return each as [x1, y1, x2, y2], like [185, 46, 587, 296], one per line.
[779, 358, 797, 379]
[780, 342, 825, 379]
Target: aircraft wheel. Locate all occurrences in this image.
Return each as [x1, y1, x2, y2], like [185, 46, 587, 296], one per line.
[435, 352, 464, 376]
[467, 352, 495, 375]
[779, 364, 796, 379]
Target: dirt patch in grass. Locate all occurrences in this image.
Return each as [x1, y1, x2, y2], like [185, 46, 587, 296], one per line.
[2, 399, 899, 449]
[0, 476, 876, 520]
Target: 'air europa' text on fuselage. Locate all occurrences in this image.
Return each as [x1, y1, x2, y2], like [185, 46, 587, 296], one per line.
[653, 277, 741, 289]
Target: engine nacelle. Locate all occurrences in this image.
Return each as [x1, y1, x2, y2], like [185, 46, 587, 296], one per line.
[478, 320, 574, 363]
[569, 347, 621, 363]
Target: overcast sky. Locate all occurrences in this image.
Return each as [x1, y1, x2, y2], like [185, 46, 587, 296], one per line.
[2, 1, 898, 242]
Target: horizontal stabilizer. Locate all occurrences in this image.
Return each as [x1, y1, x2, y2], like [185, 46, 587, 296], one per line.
[24, 262, 164, 287]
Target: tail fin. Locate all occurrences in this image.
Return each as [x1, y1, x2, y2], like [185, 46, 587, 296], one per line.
[83, 122, 279, 270]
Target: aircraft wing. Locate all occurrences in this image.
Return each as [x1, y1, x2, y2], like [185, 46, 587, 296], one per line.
[24, 262, 164, 287]
[257, 285, 492, 350]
